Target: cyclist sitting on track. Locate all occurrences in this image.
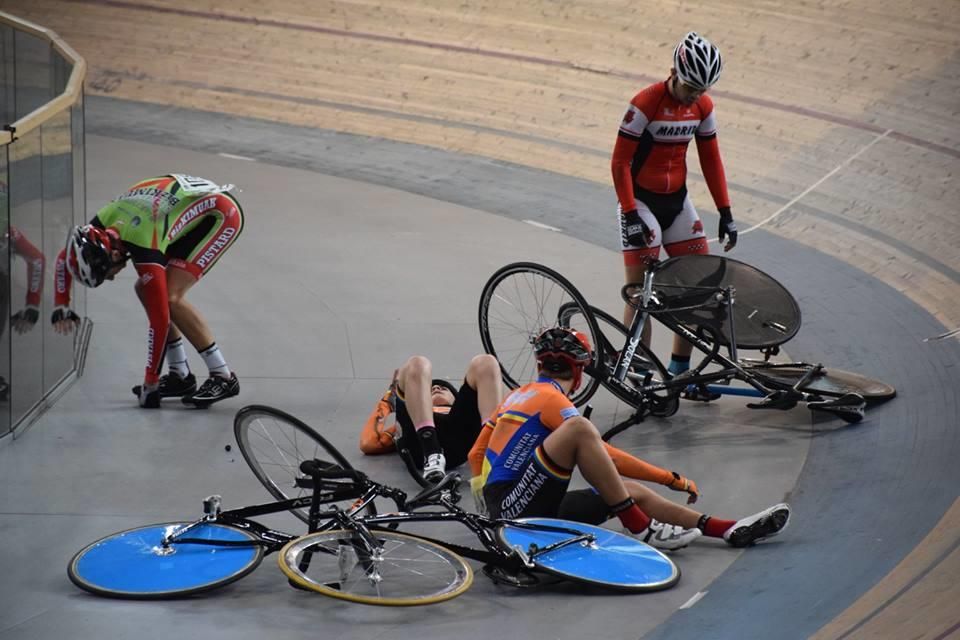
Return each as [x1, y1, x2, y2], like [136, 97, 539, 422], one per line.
[468, 328, 791, 550]
[360, 354, 503, 484]
[612, 31, 738, 391]
[54, 174, 243, 409]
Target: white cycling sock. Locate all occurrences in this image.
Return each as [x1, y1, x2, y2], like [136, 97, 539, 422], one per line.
[199, 342, 231, 378]
[166, 338, 190, 377]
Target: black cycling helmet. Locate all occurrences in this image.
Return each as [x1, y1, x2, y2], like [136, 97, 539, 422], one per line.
[533, 327, 592, 391]
[430, 379, 459, 405]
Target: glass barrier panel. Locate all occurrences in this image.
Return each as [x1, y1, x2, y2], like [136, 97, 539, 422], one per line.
[42, 109, 74, 391]
[13, 29, 52, 121]
[7, 126, 44, 424]
[72, 94, 86, 316]
[0, 145, 10, 436]
[0, 24, 13, 126]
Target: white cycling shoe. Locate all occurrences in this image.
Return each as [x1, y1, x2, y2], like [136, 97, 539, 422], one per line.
[422, 452, 447, 484]
[635, 519, 702, 550]
[724, 503, 791, 547]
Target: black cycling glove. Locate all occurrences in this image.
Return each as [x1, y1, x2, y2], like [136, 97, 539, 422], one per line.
[12, 307, 39, 327]
[718, 207, 738, 250]
[51, 307, 81, 325]
[623, 209, 653, 247]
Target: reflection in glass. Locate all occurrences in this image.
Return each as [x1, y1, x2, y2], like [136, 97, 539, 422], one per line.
[0, 147, 10, 436]
[8, 127, 45, 424]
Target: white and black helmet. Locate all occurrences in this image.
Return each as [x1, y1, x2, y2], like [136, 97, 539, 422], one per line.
[673, 31, 723, 91]
[65, 224, 117, 288]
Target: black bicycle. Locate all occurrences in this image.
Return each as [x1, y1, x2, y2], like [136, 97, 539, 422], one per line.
[68, 406, 680, 605]
[478, 256, 896, 441]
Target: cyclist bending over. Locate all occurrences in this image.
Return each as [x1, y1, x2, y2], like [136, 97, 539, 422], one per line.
[468, 328, 790, 550]
[612, 31, 738, 385]
[360, 354, 502, 484]
[55, 174, 243, 408]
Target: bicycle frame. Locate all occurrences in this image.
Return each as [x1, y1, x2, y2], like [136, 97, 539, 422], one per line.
[595, 269, 849, 440]
[161, 470, 596, 577]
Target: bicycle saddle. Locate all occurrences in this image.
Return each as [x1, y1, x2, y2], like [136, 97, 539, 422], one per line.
[807, 393, 866, 423]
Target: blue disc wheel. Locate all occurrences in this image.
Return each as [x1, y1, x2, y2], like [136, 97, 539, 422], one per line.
[68, 522, 264, 598]
[496, 517, 679, 592]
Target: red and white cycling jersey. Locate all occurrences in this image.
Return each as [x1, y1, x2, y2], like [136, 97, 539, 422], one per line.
[611, 80, 730, 212]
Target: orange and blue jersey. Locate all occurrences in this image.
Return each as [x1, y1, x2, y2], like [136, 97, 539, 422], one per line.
[467, 376, 680, 488]
[473, 377, 580, 486]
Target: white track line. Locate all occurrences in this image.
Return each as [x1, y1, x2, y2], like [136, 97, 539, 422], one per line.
[218, 152, 256, 161]
[679, 590, 708, 609]
[735, 128, 892, 238]
[523, 219, 563, 232]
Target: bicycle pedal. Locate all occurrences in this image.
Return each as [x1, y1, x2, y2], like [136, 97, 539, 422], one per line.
[746, 391, 798, 411]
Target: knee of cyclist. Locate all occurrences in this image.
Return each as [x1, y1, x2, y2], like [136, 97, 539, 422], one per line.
[403, 355, 432, 379]
[469, 354, 500, 381]
[167, 290, 185, 308]
[562, 416, 598, 439]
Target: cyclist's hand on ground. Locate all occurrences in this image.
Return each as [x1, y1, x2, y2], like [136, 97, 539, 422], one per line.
[470, 476, 488, 516]
[51, 306, 81, 335]
[623, 209, 654, 247]
[12, 306, 39, 334]
[718, 207, 738, 252]
[668, 471, 700, 504]
[138, 382, 161, 408]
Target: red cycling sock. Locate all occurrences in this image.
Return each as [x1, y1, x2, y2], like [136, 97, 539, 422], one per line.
[700, 515, 737, 538]
[614, 502, 652, 534]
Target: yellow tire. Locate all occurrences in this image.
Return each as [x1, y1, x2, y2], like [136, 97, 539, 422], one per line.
[279, 529, 473, 606]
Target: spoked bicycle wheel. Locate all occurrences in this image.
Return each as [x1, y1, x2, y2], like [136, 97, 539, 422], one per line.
[279, 529, 473, 606]
[479, 262, 603, 407]
[234, 405, 376, 523]
[742, 362, 896, 401]
[496, 518, 679, 592]
[68, 522, 263, 599]
[562, 304, 678, 416]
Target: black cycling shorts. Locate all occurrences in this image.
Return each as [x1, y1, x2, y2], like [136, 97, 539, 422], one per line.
[484, 447, 573, 520]
[397, 381, 483, 469]
[486, 450, 611, 524]
[634, 184, 688, 231]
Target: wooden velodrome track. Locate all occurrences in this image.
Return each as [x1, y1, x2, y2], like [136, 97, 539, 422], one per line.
[2, 1, 957, 638]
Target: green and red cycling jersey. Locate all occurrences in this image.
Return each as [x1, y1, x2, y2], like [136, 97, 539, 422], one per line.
[55, 174, 242, 385]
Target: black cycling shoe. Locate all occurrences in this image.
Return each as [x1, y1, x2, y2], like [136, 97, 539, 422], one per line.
[132, 372, 198, 399]
[183, 373, 240, 408]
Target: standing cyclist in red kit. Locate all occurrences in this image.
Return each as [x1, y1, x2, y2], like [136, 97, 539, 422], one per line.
[612, 32, 738, 384]
[54, 174, 243, 408]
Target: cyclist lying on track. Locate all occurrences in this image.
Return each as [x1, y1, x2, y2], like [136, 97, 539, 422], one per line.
[360, 354, 502, 483]
[469, 328, 791, 550]
[55, 174, 243, 409]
